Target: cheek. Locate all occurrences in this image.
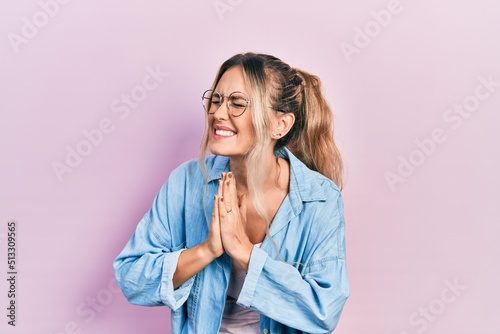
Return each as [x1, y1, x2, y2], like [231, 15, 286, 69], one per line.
[207, 116, 214, 131]
[240, 113, 255, 135]
[242, 128, 256, 145]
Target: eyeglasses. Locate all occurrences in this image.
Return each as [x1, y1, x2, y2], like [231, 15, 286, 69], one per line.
[202, 89, 251, 117]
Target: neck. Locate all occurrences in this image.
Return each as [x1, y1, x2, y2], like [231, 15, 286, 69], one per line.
[229, 148, 287, 194]
[228, 155, 248, 190]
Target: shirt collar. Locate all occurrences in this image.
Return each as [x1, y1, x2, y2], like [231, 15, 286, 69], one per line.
[207, 156, 230, 182]
[206, 148, 328, 210]
[279, 148, 327, 215]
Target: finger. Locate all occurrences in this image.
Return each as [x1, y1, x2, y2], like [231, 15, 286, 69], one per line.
[218, 195, 228, 221]
[227, 172, 239, 205]
[220, 172, 227, 198]
[212, 195, 219, 221]
[238, 194, 247, 219]
[223, 178, 233, 213]
[214, 180, 223, 222]
[217, 179, 223, 199]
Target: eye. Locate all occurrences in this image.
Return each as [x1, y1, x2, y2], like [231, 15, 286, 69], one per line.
[230, 95, 247, 109]
[211, 93, 222, 105]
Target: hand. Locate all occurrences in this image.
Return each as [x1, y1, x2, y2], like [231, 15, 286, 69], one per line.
[202, 179, 224, 259]
[218, 172, 253, 270]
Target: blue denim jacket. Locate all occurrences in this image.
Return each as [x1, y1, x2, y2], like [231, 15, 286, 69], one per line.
[113, 149, 349, 334]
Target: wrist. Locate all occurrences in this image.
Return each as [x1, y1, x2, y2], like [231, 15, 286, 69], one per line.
[231, 242, 253, 272]
[199, 241, 220, 262]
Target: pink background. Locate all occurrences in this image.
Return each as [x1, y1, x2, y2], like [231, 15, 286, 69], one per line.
[1, 1, 499, 333]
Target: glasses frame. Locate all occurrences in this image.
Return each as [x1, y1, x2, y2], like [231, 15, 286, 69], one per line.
[202, 89, 251, 117]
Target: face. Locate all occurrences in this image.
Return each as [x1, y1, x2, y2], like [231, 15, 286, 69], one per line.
[208, 66, 256, 158]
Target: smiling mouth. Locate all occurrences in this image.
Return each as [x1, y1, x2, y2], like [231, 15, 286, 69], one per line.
[214, 129, 236, 137]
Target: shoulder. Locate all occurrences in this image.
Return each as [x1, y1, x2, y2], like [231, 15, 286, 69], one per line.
[165, 155, 229, 186]
[283, 148, 341, 203]
[282, 149, 344, 232]
[299, 168, 343, 218]
[309, 169, 342, 204]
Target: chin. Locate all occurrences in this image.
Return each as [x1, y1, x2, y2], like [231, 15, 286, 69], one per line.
[209, 146, 233, 157]
[209, 143, 248, 158]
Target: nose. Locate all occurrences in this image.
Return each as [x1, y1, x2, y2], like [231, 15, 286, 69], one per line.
[212, 98, 230, 119]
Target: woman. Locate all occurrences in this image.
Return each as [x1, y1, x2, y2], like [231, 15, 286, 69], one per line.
[114, 52, 349, 334]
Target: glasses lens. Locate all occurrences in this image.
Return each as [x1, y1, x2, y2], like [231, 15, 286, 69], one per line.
[202, 90, 217, 114]
[229, 92, 249, 117]
[202, 90, 250, 116]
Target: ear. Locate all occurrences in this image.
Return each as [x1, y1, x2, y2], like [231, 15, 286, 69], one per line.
[272, 112, 295, 138]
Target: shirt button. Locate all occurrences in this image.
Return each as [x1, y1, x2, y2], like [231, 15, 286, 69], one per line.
[263, 329, 269, 334]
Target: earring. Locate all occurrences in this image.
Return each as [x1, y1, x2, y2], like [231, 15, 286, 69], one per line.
[272, 132, 282, 137]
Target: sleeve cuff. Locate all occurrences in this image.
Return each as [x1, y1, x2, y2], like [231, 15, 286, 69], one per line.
[160, 249, 195, 311]
[237, 245, 268, 308]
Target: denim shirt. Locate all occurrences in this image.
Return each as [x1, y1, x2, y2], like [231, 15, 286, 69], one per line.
[113, 148, 349, 334]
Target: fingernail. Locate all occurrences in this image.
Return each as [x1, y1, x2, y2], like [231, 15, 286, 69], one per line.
[226, 181, 230, 187]
[220, 197, 224, 202]
[228, 172, 233, 179]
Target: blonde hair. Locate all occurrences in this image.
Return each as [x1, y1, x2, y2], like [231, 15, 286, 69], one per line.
[199, 53, 343, 225]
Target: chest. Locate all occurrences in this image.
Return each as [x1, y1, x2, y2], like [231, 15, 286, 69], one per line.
[243, 189, 287, 244]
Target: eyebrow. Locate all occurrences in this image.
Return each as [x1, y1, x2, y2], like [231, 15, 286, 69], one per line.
[213, 90, 245, 95]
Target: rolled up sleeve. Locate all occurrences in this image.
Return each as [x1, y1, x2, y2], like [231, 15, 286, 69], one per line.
[237, 192, 349, 333]
[113, 172, 194, 311]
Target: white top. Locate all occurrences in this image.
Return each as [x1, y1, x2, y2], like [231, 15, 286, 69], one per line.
[219, 244, 262, 334]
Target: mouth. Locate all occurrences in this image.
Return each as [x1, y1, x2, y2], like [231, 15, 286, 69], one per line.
[213, 125, 236, 138]
[214, 129, 236, 137]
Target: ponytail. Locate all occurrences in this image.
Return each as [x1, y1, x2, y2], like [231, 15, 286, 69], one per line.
[286, 69, 343, 189]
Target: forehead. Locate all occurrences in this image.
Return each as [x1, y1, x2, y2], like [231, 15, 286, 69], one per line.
[215, 66, 248, 94]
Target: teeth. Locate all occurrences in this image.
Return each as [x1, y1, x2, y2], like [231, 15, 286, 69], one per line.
[215, 129, 235, 137]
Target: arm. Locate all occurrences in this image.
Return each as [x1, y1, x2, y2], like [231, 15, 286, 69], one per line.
[113, 180, 191, 310]
[238, 191, 349, 333]
[172, 244, 215, 288]
[113, 169, 226, 309]
[173, 181, 225, 288]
